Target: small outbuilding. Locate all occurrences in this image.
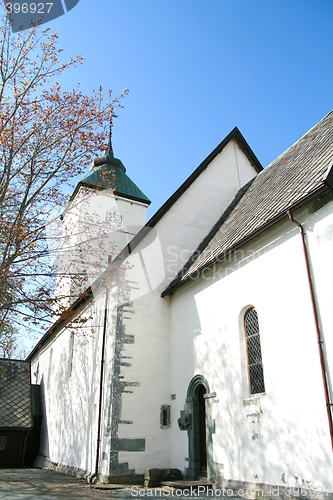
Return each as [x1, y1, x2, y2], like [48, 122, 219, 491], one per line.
[0, 358, 32, 467]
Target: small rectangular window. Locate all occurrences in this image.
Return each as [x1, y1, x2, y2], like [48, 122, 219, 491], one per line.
[0, 436, 6, 451]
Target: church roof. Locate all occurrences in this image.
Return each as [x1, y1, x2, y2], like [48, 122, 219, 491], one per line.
[162, 110, 333, 296]
[71, 141, 151, 206]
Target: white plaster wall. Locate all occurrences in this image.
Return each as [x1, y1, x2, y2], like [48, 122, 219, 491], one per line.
[31, 290, 116, 476]
[64, 187, 147, 231]
[169, 203, 333, 490]
[115, 197, 148, 230]
[54, 187, 148, 304]
[154, 139, 259, 291]
[304, 196, 333, 386]
[31, 138, 259, 478]
[115, 288, 172, 473]
[33, 190, 333, 485]
[93, 141, 259, 473]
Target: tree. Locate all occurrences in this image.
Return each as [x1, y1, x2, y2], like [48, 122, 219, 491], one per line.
[0, 322, 24, 358]
[0, 14, 128, 343]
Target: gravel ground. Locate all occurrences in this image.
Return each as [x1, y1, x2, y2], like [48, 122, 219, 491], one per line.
[0, 468, 119, 499]
[0, 468, 228, 500]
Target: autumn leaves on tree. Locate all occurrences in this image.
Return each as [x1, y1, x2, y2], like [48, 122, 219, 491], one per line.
[0, 14, 127, 354]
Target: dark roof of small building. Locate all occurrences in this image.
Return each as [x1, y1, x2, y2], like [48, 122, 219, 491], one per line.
[162, 110, 333, 296]
[0, 359, 32, 429]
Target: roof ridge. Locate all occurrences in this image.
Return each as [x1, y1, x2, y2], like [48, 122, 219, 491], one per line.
[144, 127, 262, 230]
[263, 111, 333, 173]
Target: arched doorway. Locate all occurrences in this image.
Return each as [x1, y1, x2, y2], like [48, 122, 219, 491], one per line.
[197, 384, 207, 476]
[185, 375, 212, 479]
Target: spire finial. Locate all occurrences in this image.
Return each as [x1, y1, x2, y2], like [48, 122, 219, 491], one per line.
[105, 115, 114, 158]
[93, 112, 126, 171]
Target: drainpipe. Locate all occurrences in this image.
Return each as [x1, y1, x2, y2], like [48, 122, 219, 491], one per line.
[90, 287, 109, 484]
[287, 210, 333, 452]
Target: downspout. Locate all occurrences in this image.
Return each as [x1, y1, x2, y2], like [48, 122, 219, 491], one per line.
[90, 287, 109, 483]
[287, 210, 333, 452]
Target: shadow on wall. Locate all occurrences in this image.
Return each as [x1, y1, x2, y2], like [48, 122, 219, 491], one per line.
[35, 298, 105, 473]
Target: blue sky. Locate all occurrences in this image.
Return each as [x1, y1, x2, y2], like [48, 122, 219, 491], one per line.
[41, 0, 333, 217]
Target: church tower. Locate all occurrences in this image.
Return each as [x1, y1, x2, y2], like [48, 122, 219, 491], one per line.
[54, 139, 151, 309]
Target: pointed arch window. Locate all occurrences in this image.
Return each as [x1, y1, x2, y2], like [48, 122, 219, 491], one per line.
[244, 308, 265, 395]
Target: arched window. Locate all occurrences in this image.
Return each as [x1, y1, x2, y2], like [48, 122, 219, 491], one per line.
[160, 405, 171, 429]
[244, 308, 265, 395]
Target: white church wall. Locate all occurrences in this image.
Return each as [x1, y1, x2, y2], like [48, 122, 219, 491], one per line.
[114, 196, 148, 231]
[169, 200, 333, 490]
[54, 187, 148, 306]
[63, 186, 147, 233]
[30, 136, 260, 479]
[109, 142, 259, 474]
[303, 194, 333, 387]
[114, 289, 172, 473]
[151, 139, 259, 291]
[31, 290, 116, 476]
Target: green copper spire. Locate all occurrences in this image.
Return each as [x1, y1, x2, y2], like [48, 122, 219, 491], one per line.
[71, 131, 151, 205]
[92, 119, 120, 169]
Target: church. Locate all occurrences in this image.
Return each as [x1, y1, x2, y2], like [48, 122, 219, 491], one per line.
[28, 111, 333, 492]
